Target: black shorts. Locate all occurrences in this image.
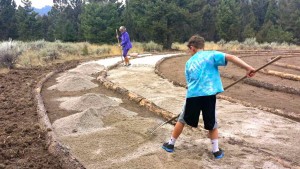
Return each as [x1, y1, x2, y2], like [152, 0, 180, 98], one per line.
[178, 95, 217, 130]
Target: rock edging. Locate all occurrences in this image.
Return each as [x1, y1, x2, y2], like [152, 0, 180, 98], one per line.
[96, 61, 177, 124]
[34, 67, 85, 169]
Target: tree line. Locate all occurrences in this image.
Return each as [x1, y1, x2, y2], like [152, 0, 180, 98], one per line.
[1, 0, 299, 48]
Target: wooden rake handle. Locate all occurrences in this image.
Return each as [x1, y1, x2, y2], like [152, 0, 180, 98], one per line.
[116, 29, 120, 44]
[224, 55, 282, 90]
[150, 56, 282, 134]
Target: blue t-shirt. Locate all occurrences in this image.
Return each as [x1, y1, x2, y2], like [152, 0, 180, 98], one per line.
[185, 51, 227, 98]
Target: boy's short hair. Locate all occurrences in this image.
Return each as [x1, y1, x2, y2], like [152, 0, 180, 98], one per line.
[187, 35, 205, 49]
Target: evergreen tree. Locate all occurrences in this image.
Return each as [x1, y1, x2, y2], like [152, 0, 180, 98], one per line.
[257, 0, 293, 43]
[216, 0, 240, 41]
[80, 1, 121, 43]
[124, 0, 189, 48]
[199, 3, 216, 41]
[257, 21, 293, 43]
[264, 0, 279, 24]
[0, 0, 18, 40]
[251, 0, 269, 31]
[278, 0, 300, 44]
[49, 0, 84, 41]
[16, 0, 41, 41]
[238, 0, 256, 40]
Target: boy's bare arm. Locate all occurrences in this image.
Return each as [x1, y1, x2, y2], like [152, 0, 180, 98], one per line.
[225, 54, 256, 77]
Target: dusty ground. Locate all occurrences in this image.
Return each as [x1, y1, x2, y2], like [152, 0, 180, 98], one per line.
[1, 51, 299, 169]
[0, 61, 79, 169]
[41, 53, 299, 169]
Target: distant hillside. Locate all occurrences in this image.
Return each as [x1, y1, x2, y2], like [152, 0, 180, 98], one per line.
[33, 5, 52, 15]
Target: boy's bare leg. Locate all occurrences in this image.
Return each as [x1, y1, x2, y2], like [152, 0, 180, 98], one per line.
[208, 128, 218, 140]
[172, 121, 185, 139]
[208, 128, 220, 153]
[164, 121, 184, 146]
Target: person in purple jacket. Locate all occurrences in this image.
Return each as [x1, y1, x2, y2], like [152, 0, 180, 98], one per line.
[118, 26, 132, 66]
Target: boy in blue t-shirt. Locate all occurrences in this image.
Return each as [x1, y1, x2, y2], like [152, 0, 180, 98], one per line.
[162, 35, 256, 159]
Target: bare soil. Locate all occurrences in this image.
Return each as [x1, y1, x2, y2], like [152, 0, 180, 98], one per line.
[0, 61, 79, 169]
[158, 50, 300, 118]
[1, 51, 298, 168]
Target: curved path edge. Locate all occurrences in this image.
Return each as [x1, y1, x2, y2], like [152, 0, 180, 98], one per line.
[33, 54, 299, 168]
[34, 66, 85, 169]
[96, 61, 177, 125]
[154, 56, 300, 122]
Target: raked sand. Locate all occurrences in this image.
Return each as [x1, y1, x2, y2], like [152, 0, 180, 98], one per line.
[47, 54, 300, 169]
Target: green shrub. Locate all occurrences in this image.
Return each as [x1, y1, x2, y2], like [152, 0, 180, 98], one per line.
[96, 47, 111, 54]
[41, 48, 60, 62]
[143, 41, 163, 52]
[217, 39, 226, 46]
[171, 42, 181, 50]
[0, 40, 22, 68]
[82, 44, 89, 56]
[132, 42, 143, 49]
[28, 39, 46, 50]
[260, 43, 273, 50]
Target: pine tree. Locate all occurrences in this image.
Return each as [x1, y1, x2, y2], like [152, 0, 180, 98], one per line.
[16, 0, 41, 41]
[0, 0, 18, 40]
[216, 0, 240, 41]
[80, 1, 121, 43]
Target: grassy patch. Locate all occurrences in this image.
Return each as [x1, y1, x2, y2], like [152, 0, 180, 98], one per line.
[172, 38, 300, 51]
[2, 38, 299, 69]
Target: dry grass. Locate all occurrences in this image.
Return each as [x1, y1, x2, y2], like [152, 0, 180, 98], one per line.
[172, 38, 300, 51]
[15, 41, 147, 68]
[3, 39, 300, 69]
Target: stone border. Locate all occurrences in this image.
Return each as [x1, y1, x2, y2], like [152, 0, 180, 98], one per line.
[96, 61, 177, 124]
[271, 61, 300, 71]
[154, 55, 300, 122]
[34, 67, 85, 169]
[221, 73, 300, 95]
[260, 69, 300, 81]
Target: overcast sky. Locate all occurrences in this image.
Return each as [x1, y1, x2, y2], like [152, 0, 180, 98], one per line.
[15, 0, 53, 9]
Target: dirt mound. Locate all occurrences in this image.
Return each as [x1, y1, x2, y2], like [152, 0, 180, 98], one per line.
[48, 72, 98, 91]
[69, 63, 104, 75]
[57, 93, 120, 111]
[52, 106, 137, 136]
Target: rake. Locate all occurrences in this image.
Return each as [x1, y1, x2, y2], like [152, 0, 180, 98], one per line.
[148, 56, 282, 135]
[116, 29, 124, 62]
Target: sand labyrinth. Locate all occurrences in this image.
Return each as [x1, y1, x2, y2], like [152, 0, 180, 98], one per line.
[45, 55, 300, 169]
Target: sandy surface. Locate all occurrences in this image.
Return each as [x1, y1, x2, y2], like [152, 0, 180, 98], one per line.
[44, 54, 300, 169]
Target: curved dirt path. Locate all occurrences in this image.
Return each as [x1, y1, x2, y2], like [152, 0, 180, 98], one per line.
[43, 54, 300, 169]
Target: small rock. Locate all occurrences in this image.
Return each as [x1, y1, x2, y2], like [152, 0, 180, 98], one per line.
[72, 129, 78, 133]
[0, 163, 5, 169]
[34, 124, 40, 129]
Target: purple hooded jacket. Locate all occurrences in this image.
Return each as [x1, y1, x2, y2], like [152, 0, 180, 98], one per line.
[119, 31, 132, 50]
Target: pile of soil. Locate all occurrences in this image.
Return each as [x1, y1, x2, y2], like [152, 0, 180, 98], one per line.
[0, 61, 78, 168]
